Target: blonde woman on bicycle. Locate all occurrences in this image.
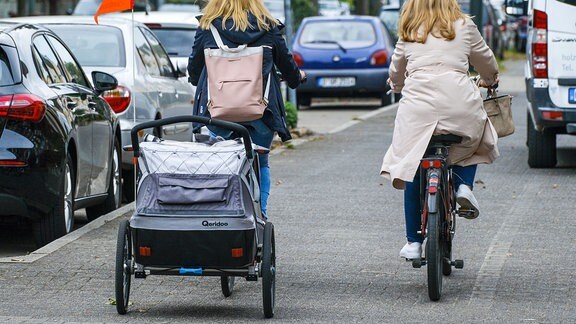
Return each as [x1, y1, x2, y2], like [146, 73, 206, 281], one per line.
[380, 0, 500, 259]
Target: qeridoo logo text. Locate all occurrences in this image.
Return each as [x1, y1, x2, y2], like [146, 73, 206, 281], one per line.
[202, 220, 229, 227]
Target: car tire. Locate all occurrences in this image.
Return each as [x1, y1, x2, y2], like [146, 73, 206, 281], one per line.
[296, 94, 311, 110]
[34, 151, 75, 247]
[122, 169, 136, 203]
[527, 112, 557, 168]
[86, 137, 122, 221]
[381, 91, 393, 107]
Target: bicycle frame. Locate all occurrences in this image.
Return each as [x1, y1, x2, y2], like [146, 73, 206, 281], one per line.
[412, 135, 464, 301]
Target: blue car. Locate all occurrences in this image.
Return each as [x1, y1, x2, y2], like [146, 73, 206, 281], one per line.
[292, 15, 395, 109]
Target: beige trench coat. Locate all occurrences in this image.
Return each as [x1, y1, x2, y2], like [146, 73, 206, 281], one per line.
[380, 18, 500, 190]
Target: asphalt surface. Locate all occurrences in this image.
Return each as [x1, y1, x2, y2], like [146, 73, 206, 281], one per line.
[1, 58, 575, 322]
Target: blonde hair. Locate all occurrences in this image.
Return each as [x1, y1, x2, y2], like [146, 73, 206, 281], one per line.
[398, 0, 466, 43]
[199, 0, 278, 31]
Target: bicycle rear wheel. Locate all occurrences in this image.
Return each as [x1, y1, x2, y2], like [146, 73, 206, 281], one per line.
[426, 210, 443, 301]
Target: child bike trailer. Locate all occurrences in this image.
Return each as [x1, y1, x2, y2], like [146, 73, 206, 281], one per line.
[114, 116, 276, 318]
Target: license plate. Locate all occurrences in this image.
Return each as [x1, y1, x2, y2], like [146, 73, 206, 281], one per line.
[317, 77, 356, 88]
[569, 88, 576, 104]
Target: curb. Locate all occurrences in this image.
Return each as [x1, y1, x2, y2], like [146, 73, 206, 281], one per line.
[0, 203, 134, 263]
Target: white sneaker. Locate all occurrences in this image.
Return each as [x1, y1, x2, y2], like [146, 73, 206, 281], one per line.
[457, 184, 480, 219]
[399, 242, 422, 259]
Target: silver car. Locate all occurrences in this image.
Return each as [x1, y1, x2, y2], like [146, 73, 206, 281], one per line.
[5, 16, 196, 201]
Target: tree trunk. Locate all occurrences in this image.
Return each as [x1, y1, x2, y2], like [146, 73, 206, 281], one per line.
[355, 0, 369, 14]
[17, 0, 26, 16]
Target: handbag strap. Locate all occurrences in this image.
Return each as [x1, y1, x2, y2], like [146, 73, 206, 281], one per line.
[209, 24, 247, 52]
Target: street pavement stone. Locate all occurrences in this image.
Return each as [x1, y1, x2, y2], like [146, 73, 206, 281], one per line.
[0, 58, 575, 322]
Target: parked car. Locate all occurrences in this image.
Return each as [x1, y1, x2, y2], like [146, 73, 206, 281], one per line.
[292, 15, 395, 109]
[110, 11, 199, 82]
[379, 0, 401, 42]
[69, 0, 151, 15]
[157, 3, 200, 12]
[505, 0, 576, 168]
[0, 22, 121, 247]
[458, 0, 506, 60]
[263, 0, 286, 24]
[4, 16, 196, 201]
[318, 0, 346, 16]
[513, 15, 528, 52]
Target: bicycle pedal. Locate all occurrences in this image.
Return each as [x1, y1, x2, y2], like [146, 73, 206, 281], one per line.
[457, 209, 475, 218]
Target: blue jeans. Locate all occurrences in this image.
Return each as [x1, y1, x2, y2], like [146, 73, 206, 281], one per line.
[404, 165, 477, 243]
[208, 119, 274, 217]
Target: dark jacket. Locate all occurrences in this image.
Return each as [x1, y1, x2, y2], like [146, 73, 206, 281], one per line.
[188, 14, 302, 142]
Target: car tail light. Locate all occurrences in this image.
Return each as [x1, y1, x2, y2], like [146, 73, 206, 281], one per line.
[370, 49, 388, 66]
[103, 85, 131, 114]
[293, 51, 304, 67]
[0, 94, 46, 122]
[531, 10, 547, 79]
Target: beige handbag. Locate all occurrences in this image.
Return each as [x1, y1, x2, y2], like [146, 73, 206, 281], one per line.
[483, 89, 514, 138]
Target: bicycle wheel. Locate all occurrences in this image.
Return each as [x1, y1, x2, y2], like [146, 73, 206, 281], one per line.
[115, 219, 132, 314]
[220, 276, 235, 297]
[426, 209, 443, 301]
[262, 221, 276, 318]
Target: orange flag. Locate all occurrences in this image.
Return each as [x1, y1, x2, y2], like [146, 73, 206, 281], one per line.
[94, 0, 134, 24]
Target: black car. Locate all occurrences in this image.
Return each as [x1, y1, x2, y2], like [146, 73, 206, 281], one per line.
[0, 23, 122, 247]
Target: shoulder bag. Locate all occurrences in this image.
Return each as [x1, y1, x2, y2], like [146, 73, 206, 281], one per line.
[483, 88, 514, 138]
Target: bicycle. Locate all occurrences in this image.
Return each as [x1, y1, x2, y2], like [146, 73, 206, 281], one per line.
[411, 134, 471, 301]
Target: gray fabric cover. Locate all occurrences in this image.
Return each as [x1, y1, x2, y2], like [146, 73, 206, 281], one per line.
[130, 138, 258, 232]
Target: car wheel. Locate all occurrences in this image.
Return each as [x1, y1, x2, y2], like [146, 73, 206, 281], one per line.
[381, 92, 393, 107]
[296, 94, 311, 110]
[122, 169, 136, 203]
[527, 113, 557, 168]
[86, 137, 122, 221]
[34, 151, 75, 247]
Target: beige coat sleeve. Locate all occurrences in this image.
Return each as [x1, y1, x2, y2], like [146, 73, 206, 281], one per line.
[389, 39, 408, 91]
[468, 19, 499, 85]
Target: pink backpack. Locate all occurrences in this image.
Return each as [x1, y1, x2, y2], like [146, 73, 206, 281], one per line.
[204, 25, 271, 122]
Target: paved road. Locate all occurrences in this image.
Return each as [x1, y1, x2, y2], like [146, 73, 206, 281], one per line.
[1, 58, 575, 322]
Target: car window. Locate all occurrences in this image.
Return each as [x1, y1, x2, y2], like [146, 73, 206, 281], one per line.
[140, 27, 174, 77]
[379, 10, 399, 38]
[134, 28, 161, 76]
[299, 21, 376, 49]
[0, 46, 15, 86]
[49, 25, 126, 68]
[32, 46, 52, 84]
[45, 35, 90, 88]
[558, 0, 576, 5]
[148, 27, 196, 57]
[32, 35, 66, 84]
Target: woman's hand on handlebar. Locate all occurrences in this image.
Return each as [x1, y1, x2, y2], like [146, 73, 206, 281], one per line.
[475, 76, 500, 89]
[299, 70, 307, 83]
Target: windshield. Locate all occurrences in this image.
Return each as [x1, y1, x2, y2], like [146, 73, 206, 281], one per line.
[299, 21, 376, 49]
[49, 25, 126, 67]
[149, 28, 197, 57]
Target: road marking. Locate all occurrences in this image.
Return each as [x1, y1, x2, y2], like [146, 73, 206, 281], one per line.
[469, 183, 526, 307]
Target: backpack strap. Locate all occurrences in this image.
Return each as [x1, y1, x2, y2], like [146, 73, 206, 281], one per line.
[209, 24, 247, 52]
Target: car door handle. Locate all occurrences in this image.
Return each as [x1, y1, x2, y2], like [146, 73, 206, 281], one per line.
[158, 91, 163, 98]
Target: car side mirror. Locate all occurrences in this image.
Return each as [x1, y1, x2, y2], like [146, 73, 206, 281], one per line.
[92, 71, 118, 95]
[504, 0, 527, 16]
[176, 60, 188, 78]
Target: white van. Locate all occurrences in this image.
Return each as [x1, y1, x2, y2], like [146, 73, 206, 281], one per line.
[505, 0, 576, 168]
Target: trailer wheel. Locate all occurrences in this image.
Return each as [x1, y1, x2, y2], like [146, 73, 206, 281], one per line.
[262, 221, 275, 318]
